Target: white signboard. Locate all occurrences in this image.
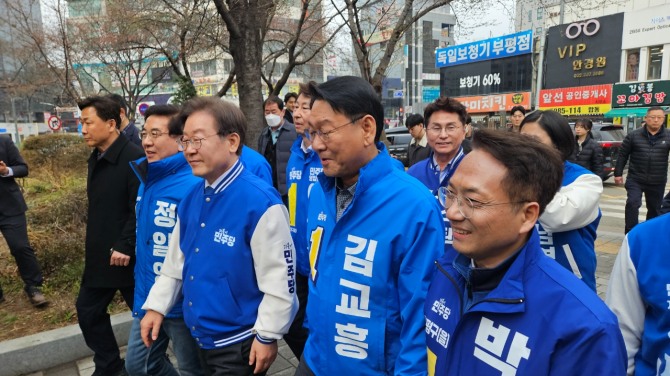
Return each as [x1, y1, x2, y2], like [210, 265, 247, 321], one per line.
[621, 5, 670, 49]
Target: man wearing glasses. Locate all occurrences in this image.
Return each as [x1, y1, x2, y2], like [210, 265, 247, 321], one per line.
[614, 106, 670, 233]
[407, 96, 469, 245]
[425, 129, 626, 375]
[125, 105, 203, 376]
[140, 97, 297, 376]
[295, 76, 444, 375]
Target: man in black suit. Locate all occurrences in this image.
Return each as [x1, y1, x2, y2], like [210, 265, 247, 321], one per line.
[0, 135, 48, 307]
[76, 96, 143, 376]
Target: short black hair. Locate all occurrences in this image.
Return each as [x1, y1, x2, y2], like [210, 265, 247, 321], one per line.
[648, 106, 665, 114]
[106, 93, 129, 114]
[424, 96, 468, 127]
[307, 76, 384, 142]
[406, 114, 424, 129]
[520, 110, 574, 161]
[472, 129, 563, 215]
[144, 105, 181, 136]
[264, 95, 284, 111]
[78, 96, 122, 129]
[574, 118, 593, 132]
[176, 97, 246, 155]
[284, 92, 298, 103]
[298, 82, 316, 99]
[466, 115, 472, 125]
[510, 106, 526, 116]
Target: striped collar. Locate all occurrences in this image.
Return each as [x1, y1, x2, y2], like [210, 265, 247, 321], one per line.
[205, 159, 244, 194]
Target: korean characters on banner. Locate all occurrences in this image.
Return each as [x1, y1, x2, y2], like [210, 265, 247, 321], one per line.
[612, 81, 670, 108]
[539, 85, 613, 116]
[436, 30, 533, 68]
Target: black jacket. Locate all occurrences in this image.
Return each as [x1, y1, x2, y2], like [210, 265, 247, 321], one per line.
[615, 126, 670, 185]
[570, 134, 604, 177]
[84, 135, 143, 288]
[257, 121, 297, 195]
[0, 136, 28, 217]
[407, 139, 431, 167]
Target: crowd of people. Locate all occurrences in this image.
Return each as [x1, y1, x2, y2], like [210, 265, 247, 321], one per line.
[1, 77, 669, 375]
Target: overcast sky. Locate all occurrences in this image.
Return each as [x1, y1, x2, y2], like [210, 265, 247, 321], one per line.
[454, 0, 516, 44]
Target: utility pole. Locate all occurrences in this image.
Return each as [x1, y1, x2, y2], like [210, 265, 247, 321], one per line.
[10, 97, 21, 146]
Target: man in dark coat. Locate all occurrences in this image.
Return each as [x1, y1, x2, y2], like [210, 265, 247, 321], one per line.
[76, 96, 143, 376]
[0, 135, 48, 307]
[615, 106, 670, 234]
[257, 95, 298, 203]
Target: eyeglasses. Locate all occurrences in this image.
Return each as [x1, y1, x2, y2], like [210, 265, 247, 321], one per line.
[308, 116, 363, 142]
[438, 187, 527, 219]
[647, 116, 666, 120]
[176, 134, 220, 151]
[140, 129, 169, 140]
[427, 125, 463, 135]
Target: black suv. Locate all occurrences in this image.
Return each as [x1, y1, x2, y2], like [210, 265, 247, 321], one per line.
[385, 127, 412, 167]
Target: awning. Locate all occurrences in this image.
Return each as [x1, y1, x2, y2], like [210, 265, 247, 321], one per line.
[604, 107, 662, 118]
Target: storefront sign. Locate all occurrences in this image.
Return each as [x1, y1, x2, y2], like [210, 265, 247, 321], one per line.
[622, 5, 670, 49]
[612, 80, 670, 107]
[541, 104, 611, 116]
[436, 30, 532, 68]
[440, 54, 533, 97]
[543, 13, 623, 89]
[539, 84, 612, 106]
[454, 92, 531, 114]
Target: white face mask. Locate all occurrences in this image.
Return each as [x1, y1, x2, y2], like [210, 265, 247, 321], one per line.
[265, 114, 282, 128]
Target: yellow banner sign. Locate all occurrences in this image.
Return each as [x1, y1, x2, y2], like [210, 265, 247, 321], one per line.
[540, 104, 611, 116]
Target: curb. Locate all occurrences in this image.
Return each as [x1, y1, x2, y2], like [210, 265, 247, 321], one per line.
[0, 312, 132, 376]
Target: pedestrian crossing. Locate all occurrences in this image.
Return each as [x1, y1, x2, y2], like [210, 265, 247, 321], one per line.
[599, 197, 646, 221]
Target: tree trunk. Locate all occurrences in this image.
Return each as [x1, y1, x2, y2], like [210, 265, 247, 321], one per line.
[225, 5, 268, 149]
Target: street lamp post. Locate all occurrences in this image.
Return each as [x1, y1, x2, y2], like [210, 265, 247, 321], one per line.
[10, 97, 21, 147]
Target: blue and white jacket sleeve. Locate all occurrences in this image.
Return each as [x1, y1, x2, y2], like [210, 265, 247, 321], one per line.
[250, 204, 299, 343]
[539, 173, 602, 232]
[142, 218, 185, 315]
[395, 206, 445, 374]
[606, 237, 644, 376]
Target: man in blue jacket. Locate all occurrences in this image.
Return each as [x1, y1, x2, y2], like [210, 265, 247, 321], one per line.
[407, 96, 468, 246]
[425, 129, 626, 375]
[284, 83, 322, 359]
[607, 213, 670, 375]
[125, 105, 203, 376]
[140, 97, 298, 376]
[296, 76, 445, 375]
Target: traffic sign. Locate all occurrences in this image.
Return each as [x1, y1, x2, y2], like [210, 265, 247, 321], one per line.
[138, 103, 150, 116]
[48, 115, 61, 131]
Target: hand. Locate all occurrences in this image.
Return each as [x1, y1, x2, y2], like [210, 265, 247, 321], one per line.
[614, 176, 624, 185]
[140, 310, 164, 347]
[249, 338, 277, 374]
[110, 250, 131, 266]
[0, 161, 8, 176]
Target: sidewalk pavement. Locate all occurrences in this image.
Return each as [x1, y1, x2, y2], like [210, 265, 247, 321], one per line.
[18, 232, 625, 376]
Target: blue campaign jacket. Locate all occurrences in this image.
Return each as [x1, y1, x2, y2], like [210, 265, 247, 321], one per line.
[241, 145, 273, 186]
[407, 148, 466, 246]
[286, 138, 322, 276]
[537, 161, 601, 291]
[130, 153, 202, 319]
[425, 230, 627, 376]
[176, 161, 297, 349]
[303, 147, 445, 375]
[606, 214, 670, 375]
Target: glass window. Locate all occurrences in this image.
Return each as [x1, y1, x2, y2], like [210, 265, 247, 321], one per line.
[625, 49, 640, 82]
[528, 10, 532, 22]
[537, 8, 543, 20]
[647, 45, 663, 80]
[190, 60, 217, 77]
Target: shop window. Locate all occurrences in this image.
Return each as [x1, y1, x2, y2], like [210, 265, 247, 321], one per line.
[647, 45, 663, 80]
[625, 49, 640, 82]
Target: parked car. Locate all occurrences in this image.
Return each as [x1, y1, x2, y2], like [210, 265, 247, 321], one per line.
[571, 122, 625, 181]
[385, 127, 412, 167]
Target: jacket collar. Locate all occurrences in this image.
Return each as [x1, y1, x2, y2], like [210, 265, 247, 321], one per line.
[449, 229, 543, 314]
[317, 142, 393, 198]
[206, 159, 244, 195]
[131, 152, 191, 185]
[290, 137, 318, 162]
[89, 134, 128, 165]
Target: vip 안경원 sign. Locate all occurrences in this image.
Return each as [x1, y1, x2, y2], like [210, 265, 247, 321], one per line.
[435, 30, 533, 68]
